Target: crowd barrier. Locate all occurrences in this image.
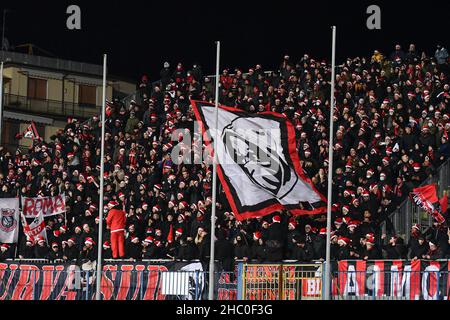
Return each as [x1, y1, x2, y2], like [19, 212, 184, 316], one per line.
[0, 259, 237, 300]
[2, 259, 450, 300]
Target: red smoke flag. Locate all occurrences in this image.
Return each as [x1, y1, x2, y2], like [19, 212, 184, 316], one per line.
[411, 184, 446, 224]
[17, 121, 40, 140]
[167, 224, 174, 244]
[439, 194, 448, 214]
[191, 100, 326, 221]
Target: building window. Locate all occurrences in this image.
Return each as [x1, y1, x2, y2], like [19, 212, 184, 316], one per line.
[27, 78, 47, 100]
[1, 120, 19, 148]
[78, 84, 96, 107]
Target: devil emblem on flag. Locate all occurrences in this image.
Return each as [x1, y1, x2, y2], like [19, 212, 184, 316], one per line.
[0, 198, 20, 243]
[0, 209, 17, 232]
[222, 116, 295, 199]
[191, 100, 326, 220]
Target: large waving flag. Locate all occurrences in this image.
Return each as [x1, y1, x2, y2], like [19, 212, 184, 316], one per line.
[191, 100, 326, 221]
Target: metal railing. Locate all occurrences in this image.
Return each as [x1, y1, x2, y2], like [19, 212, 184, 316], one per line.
[1, 50, 103, 76]
[3, 93, 101, 119]
[0, 267, 237, 301]
[386, 158, 450, 242]
[241, 262, 324, 300]
[332, 269, 449, 300]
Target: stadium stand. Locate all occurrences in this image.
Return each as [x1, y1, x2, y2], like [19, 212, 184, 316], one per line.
[0, 43, 449, 269]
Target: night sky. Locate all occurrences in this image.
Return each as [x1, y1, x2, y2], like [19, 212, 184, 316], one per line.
[1, 0, 449, 82]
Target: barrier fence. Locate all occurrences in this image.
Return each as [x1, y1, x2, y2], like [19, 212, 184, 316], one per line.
[0, 269, 238, 301]
[2, 259, 450, 300]
[0, 259, 237, 301]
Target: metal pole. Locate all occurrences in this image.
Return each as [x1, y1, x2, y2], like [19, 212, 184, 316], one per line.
[1, 9, 6, 61]
[208, 40, 220, 300]
[95, 54, 107, 301]
[0, 61, 3, 144]
[324, 26, 336, 300]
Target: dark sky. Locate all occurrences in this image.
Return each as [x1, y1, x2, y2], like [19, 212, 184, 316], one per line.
[1, 0, 449, 82]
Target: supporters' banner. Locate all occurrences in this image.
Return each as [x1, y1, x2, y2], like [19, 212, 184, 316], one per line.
[332, 260, 450, 300]
[0, 198, 20, 244]
[21, 195, 66, 218]
[191, 100, 326, 220]
[21, 212, 47, 244]
[410, 184, 446, 224]
[0, 261, 235, 300]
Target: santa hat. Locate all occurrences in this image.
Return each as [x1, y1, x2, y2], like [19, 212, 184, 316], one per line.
[103, 241, 110, 249]
[338, 237, 350, 246]
[152, 205, 161, 212]
[59, 225, 67, 232]
[412, 224, 421, 231]
[144, 236, 154, 244]
[334, 218, 343, 225]
[178, 213, 185, 221]
[413, 163, 421, 170]
[362, 190, 370, 197]
[347, 220, 360, 228]
[131, 236, 139, 244]
[272, 215, 281, 223]
[319, 228, 327, 235]
[154, 184, 162, 190]
[253, 231, 262, 240]
[288, 220, 298, 229]
[342, 205, 350, 213]
[179, 201, 188, 209]
[118, 192, 125, 198]
[176, 228, 183, 236]
[1, 243, 9, 250]
[366, 238, 375, 245]
[342, 216, 352, 225]
[108, 200, 119, 208]
[85, 237, 95, 246]
[53, 230, 61, 237]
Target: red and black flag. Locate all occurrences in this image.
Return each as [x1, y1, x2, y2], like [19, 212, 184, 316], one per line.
[410, 184, 446, 224]
[15, 121, 40, 140]
[191, 100, 326, 221]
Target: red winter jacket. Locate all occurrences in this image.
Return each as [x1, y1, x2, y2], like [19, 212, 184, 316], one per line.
[106, 208, 126, 233]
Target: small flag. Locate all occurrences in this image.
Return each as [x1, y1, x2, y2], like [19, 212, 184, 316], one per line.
[17, 121, 40, 140]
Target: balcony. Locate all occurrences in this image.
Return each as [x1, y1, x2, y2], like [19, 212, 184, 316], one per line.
[2, 93, 100, 120]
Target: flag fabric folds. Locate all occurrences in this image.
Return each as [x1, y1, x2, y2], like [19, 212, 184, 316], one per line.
[0, 198, 20, 243]
[16, 121, 40, 140]
[191, 100, 326, 221]
[410, 184, 447, 224]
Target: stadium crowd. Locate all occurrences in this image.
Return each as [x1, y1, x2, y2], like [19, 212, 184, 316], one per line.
[0, 43, 449, 270]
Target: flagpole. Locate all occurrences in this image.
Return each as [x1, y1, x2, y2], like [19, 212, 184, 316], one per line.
[95, 54, 107, 301]
[324, 26, 336, 300]
[0, 61, 4, 144]
[208, 40, 220, 301]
